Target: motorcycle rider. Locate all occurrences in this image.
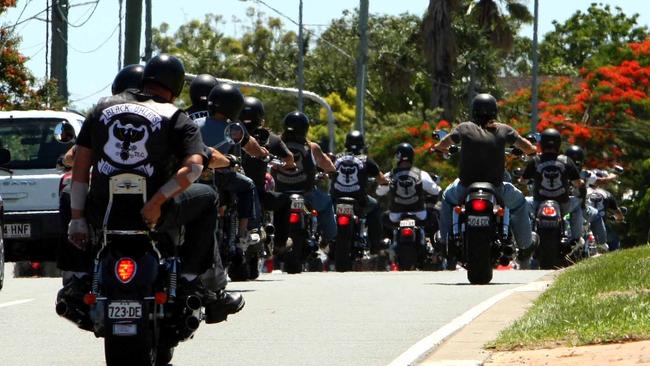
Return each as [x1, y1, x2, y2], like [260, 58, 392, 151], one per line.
[564, 145, 612, 249]
[433, 93, 537, 267]
[58, 54, 243, 325]
[196, 83, 269, 249]
[332, 130, 388, 253]
[240, 96, 295, 204]
[268, 111, 337, 253]
[375, 142, 440, 231]
[521, 128, 585, 252]
[186, 73, 219, 122]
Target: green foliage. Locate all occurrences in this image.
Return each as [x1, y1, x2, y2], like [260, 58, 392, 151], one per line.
[490, 246, 650, 350]
[539, 3, 649, 75]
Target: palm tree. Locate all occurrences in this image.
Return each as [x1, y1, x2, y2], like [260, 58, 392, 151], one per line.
[469, 0, 533, 53]
[422, 0, 458, 121]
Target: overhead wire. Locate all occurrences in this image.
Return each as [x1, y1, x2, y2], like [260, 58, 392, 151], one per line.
[53, 21, 119, 54]
[55, 0, 100, 28]
[69, 82, 111, 102]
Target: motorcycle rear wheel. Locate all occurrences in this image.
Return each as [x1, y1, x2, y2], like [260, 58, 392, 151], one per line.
[104, 333, 156, 366]
[334, 223, 354, 272]
[537, 228, 561, 269]
[285, 231, 305, 274]
[465, 229, 493, 284]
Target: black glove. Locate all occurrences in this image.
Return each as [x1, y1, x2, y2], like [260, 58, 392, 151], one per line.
[226, 154, 240, 167]
[510, 147, 523, 156]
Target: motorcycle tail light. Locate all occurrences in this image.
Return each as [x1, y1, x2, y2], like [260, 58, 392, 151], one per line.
[401, 228, 414, 237]
[31, 261, 42, 270]
[311, 210, 318, 217]
[471, 199, 488, 212]
[155, 292, 168, 305]
[83, 293, 97, 305]
[453, 206, 463, 214]
[496, 207, 505, 217]
[337, 215, 350, 226]
[115, 258, 137, 283]
[289, 212, 301, 224]
[542, 206, 557, 217]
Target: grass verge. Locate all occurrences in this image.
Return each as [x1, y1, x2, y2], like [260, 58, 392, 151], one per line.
[487, 245, 650, 351]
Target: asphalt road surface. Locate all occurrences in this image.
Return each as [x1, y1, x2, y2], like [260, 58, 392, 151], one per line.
[0, 264, 550, 366]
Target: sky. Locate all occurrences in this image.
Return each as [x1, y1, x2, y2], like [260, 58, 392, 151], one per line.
[3, 0, 650, 109]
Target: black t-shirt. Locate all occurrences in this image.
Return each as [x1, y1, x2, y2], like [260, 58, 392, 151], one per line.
[242, 131, 290, 187]
[449, 122, 518, 186]
[522, 153, 580, 203]
[330, 153, 380, 202]
[77, 91, 205, 210]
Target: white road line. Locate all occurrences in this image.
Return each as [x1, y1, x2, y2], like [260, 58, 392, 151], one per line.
[388, 281, 543, 366]
[0, 299, 35, 308]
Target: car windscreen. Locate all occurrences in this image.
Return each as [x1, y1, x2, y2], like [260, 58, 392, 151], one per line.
[0, 118, 74, 169]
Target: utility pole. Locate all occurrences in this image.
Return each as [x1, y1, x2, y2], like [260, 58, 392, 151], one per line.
[144, 0, 152, 61]
[531, 0, 540, 133]
[297, 0, 304, 112]
[51, 0, 69, 102]
[354, 0, 369, 135]
[124, 0, 142, 66]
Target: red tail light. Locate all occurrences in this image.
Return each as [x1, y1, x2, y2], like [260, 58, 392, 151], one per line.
[471, 199, 488, 212]
[337, 215, 351, 226]
[115, 258, 137, 283]
[83, 293, 97, 305]
[289, 212, 301, 224]
[401, 228, 414, 237]
[155, 292, 168, 305]
[542, 206, 557, 216]
[31, 262, 42, 270]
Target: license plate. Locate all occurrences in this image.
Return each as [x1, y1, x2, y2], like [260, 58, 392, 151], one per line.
[108, 301, 142, 319]
[467, 215, 490, 227]
[336, 204, 354, 216]
[113, 323, 137, 336]
[399, 219, 415, 228]
[4, 223, 31, 238]
[537, 220, 559, 228]
[290, 199, 305, 210]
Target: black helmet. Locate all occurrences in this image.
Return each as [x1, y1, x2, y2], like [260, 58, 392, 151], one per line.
[189, 74, 218, 108]
[112, 64, 144, 95]
[283, 111, 309, 137]
[345, 130, 365, 154]
[143, 54, 185, 97]
[565, 145, 584, 168]
[395, 143, 414, 163]
[540, 128, 562, 151]
[240, 96, 265, 131]
[207, 83, 244, 121]
[471, 93, 498, 125]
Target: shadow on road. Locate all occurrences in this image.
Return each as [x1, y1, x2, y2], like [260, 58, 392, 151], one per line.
[425, 282, 526, 286]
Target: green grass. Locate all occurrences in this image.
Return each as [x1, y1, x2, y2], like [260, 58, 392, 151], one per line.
[488, 245, 650, 350]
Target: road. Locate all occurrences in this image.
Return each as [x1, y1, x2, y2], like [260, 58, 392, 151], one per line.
[0, 264, 550, 366]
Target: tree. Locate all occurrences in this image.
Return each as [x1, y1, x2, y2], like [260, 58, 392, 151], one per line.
[539, 3, 649, 75]
[1, 1, 63, 110]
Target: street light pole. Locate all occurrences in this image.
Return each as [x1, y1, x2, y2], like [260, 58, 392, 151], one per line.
[531, 0, 540, 133]
[354, 0, 369, 135]
[297, 0, 305, 112]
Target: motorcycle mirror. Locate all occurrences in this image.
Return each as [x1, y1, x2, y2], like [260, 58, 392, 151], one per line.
[613, 165, 624, 174]
[433, 130, 448, 141]
[620, 206, 628, 215]
[224, 122, 246, 145]
[512, 167, 523, 178]
[54, 121, 76, 143]
[448, 145, 459, 154]
[0, 148, 10, 165]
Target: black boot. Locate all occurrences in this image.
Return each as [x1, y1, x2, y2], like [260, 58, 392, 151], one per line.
[204, 290, 245, 324]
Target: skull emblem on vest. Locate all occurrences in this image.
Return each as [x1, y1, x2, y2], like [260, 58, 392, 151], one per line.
[103, 120, 149, 166]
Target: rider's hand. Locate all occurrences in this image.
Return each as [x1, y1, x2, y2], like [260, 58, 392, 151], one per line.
[259, 147, 270, 158]
[68, 218, 89, 250]
[141, 200, 162, 229]
[226, 154, 240, 167]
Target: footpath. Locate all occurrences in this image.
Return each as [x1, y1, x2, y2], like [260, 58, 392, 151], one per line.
[418, 272, 650, 366]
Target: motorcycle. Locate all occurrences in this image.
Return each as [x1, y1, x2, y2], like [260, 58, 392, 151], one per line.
[56, 173, 204, 366]
[433, 131, 515, 284]
[333, 196, 368, 272]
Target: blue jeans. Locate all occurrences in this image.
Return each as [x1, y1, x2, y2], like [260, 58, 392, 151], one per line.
[215, 170, 261, 229]
[527, 197, 583, 241]
[585, 205, 607, 244]
[440, 179, 532, 249]
[304, 188, 337, 241]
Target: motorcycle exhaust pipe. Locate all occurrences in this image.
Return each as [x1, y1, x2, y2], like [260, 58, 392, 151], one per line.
[185, 315, 200, 331]
[55, 299, 93, 331]
[264, 224, 275, 236]
[185, 295, 202, 312]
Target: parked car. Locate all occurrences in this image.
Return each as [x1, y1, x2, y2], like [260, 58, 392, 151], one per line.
[0, 110, 84, 275]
